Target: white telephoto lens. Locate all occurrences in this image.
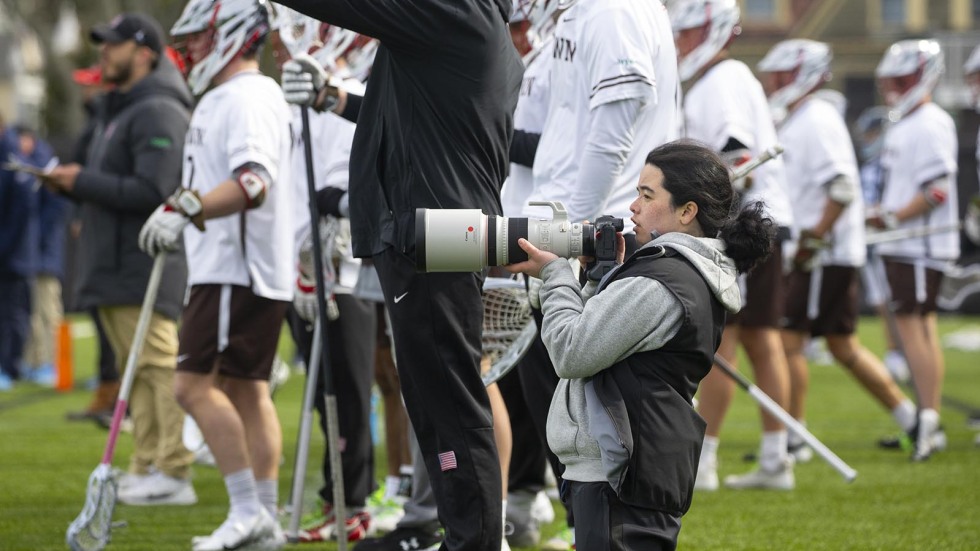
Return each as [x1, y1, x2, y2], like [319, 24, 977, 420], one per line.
[416, 208, 488, 272]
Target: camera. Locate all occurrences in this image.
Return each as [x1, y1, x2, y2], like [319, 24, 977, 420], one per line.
[415, 201, 623, 274]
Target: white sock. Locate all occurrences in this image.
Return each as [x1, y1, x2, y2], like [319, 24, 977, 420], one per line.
[700, 435, 719, 467]
[225, 468, 261, 519]
[892, 400, 917, 432]
[255, 479, 278, 517]
[501, 499, 508, 538]
[760, 431, 788, 471]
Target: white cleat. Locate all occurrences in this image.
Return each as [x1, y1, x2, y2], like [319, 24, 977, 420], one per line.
[118, 471, 197, 506]
[694, 460, 719, 491]
[192, 509, 277, 551]
[724, 460, 795, 491]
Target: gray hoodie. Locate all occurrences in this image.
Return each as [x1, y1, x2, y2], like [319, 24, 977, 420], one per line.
[537, 232, 741, 483]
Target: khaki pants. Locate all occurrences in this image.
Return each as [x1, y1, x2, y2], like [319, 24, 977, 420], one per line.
[25, 275, 63, 367]
[98, 306, 192, 479]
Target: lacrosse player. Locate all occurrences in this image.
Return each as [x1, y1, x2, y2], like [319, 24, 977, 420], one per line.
[757, 39, 918, 460]
[273, 1, 523, 549]
[667, 0, 796, 491]
[507, 140, 775, 551]
[137, 1, 294, 548]
[869, 39, 959, 461]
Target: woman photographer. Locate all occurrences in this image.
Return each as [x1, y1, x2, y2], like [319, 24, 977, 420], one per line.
[506, 139, 775, 550]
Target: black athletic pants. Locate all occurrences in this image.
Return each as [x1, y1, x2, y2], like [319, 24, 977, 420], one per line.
[517, 305, 575, 527]
[289, 294, 377, 507]
[374, 246, 501, 551]
[568, 481, 680, 551]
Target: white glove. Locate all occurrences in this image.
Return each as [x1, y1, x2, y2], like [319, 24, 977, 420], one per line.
[294, 268, 319, 321]
[282, 53, 337, 110]
[138, 188, 204, 256]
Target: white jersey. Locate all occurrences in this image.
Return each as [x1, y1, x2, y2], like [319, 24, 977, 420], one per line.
[527, 0, 680, 228]
[181, 71, 295, 301]
[500, 40, 553, 217]
[779, 96, 865, 267]
[683, 59, 794, 228]
[290, 106, 359, 293]
[878, 102, 959, 261]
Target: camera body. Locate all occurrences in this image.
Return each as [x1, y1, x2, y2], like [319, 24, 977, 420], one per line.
[415, 201, 623, 273]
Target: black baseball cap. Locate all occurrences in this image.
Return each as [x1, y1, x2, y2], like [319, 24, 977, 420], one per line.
[91, 13, 164, 56]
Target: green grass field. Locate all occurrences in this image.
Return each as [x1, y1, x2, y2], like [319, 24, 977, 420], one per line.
[1, 315, 979, 550]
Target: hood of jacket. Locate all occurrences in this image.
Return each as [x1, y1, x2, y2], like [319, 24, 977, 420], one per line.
[649, 232, 742, 313]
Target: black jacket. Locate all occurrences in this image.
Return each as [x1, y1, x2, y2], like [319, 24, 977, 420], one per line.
[279, 0, 523, 257]
[592, 247, 725, 515]
[70, 59, 192, 319]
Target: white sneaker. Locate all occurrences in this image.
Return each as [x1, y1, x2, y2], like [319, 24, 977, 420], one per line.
[241, 522, 286, 551]
[118, 471, 197, 506]
[694, 460, 718, 491]
[788, 441, 813, 463]
[884, 350, 910, 383]
[724, 460, 795, 490]
[192, 510, 277, 551]
[912, 409, 941, 462]
[530, 490, 555, 524]
[117, 468, 155, 492]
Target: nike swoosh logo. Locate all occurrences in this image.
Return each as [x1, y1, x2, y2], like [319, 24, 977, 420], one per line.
[393, 292, 408, 304]
[177, 354, 190, 363]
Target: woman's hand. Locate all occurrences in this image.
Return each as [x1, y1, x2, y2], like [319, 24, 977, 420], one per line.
[504, 238, 560, 279]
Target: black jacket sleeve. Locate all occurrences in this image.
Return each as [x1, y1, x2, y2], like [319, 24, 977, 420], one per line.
[71, 99, 189, 212]
[509, 129, 541, 168]
[340, 92, 363, 124]
[276, 0, 449, 50]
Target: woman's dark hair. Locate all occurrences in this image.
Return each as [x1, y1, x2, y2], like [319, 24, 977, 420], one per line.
[646, 139, 776, 274]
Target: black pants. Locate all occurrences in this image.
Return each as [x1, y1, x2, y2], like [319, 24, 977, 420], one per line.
[289, 294, 377, 507]
[374, 247, 501, 551]
[0, 277, 31, 379]
[498, 366, 547, 494]
[568, 481, 680, 551]
[90, 308, 119, 382]
[517, 305, 574, 527]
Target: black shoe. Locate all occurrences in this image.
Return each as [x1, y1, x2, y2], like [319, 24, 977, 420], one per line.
[877, 425, 946, 454]
[354, 526, 443, 551]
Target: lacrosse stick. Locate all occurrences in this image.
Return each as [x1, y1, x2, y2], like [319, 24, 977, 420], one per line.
[66, 254, 166, 551]
[286, 320, 323, 542]
[481, 276, 537, 386]
[299, 106, 347, 551]
[712, 353, 858, 482]
[731, 145, 784, 182]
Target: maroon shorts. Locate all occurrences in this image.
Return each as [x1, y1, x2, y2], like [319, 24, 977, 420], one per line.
[883, 259, 944, 315]
[178, 284, 289, 380]
[727, 242, 785, 328]
[782, 266, 859, 336]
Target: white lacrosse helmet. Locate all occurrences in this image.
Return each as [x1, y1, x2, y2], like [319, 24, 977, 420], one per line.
[963, 44, 980, 110]
[511, 0, 559, 64]
[757, 39, 832, 122]
[171, 0, 272, 95]
[667, 0, 740, 82]
[875, 39, 944, 122]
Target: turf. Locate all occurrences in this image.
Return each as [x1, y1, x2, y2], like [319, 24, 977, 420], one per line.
[1, 315, 978, 550]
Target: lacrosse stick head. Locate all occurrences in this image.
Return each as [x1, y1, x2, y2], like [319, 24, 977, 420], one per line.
[66, 463, 118, 551]
[481, 276, 536, 386]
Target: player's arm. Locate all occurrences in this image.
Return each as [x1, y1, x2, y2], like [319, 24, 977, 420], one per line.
[811, 174, 856, 237]
[195, 162, 273, 220]
[868, 175, 951, 229]
[510, 129, 541, 168]
[566, 98, 642, 223]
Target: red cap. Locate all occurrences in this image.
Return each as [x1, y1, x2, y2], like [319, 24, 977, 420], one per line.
[72, 66, 102, 86]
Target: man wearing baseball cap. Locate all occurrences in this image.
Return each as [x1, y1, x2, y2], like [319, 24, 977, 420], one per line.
[90, 13, 165, 58]
[41, 12, 197, 506]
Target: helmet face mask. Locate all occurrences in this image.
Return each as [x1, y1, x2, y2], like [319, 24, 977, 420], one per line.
[171, 0, 272, 95]
[666, 0, 740, 82]
[511, 0, 559, 63]
[874, 39, 943, 122]
[757, 39, 832, 124]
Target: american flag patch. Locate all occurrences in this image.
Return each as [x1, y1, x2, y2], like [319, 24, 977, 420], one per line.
[438, 451, 457, 471]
